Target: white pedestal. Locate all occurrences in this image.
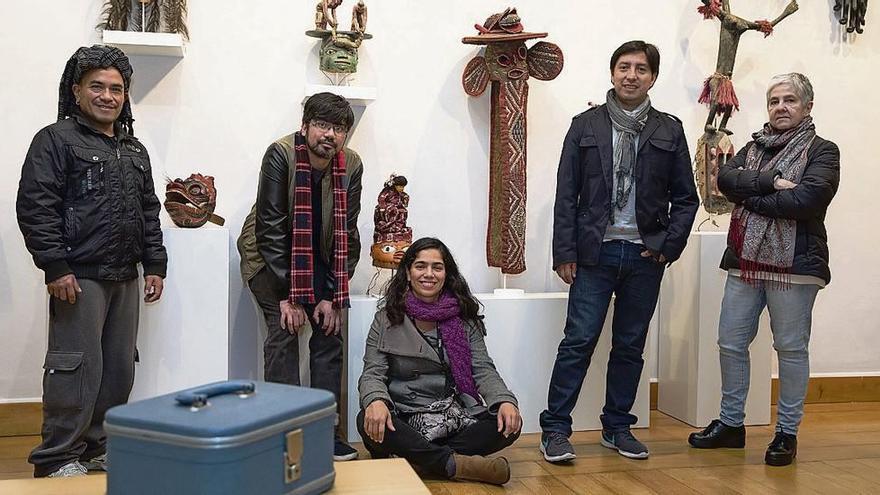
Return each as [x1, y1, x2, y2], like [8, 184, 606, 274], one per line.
[657, 231, 772, 427]
[129, 226, 229, 401]
[346, 293, 655, 441]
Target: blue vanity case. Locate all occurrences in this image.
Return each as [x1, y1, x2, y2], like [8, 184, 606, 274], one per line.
[104, 380, 336, 495]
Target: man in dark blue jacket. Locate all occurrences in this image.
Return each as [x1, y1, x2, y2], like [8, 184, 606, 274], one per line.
[540, 40, 698, 462]
[16, 45, 167, 478]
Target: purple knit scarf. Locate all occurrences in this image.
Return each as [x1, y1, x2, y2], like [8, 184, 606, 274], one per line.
[404, 291, 479, 400]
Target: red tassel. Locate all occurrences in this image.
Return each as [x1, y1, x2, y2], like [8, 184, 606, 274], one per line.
[715, 78, 740, 111]
[698, 75, 740, 112]
[697, 0, 722, 19]
[698, 78, 713, 105]
[756, 20, 774, 37]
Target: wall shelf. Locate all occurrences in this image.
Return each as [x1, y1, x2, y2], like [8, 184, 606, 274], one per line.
[303, 84, 376, 106]
[102, 30, 185, 57]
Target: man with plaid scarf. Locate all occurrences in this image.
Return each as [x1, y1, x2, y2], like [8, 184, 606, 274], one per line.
[238, 92, 363, 460]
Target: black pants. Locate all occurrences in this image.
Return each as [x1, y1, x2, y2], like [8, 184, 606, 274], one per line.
[248, 268, 343, 415]
[29, 279, 139, 477]
[356, 409, 519, 478]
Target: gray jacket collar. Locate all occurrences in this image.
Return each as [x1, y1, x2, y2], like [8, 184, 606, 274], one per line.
[378, 316, 442, 364]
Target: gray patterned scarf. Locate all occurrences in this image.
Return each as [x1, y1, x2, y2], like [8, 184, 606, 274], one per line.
[606, 89, 651, 213]
[729, 116, 816, 286]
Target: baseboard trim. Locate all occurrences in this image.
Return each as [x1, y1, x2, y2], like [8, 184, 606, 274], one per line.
[5, 375, 879, 435]
[771, 375, 880, 405]
[0, 402, 41, 437]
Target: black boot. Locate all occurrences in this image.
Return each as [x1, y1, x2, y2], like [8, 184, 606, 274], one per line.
[688, 419, 746, 449]
[765, 432, 797, 466]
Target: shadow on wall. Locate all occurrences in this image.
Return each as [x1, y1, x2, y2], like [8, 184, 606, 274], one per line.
[0, 231, 52, 400]
[228, 235, 260, 380]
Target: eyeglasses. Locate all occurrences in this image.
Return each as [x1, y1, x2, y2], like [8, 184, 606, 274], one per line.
[310, 120, 348, 135]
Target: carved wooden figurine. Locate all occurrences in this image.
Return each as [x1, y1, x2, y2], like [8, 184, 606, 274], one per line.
[351, 0, 368, 34]
[697, 0, 799, 135]
[694, 0, 797, 215]
[306, 0, 372, 75]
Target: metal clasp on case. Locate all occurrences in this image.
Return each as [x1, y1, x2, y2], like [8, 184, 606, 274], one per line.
[284, 429, 303, 483]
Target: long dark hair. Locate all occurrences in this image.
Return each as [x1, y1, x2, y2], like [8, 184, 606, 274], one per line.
[382, 237, 484, 331]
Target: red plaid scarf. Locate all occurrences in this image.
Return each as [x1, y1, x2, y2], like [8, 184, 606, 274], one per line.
[289, 132, 350, 308]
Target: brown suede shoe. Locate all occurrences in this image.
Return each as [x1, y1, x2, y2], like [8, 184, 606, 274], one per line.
[451, 454, 511, 485]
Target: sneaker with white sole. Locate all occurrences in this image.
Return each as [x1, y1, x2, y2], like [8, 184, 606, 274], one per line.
[540, 431, 577, 463]
[600, 430, 649, 459]
[80, 453, 107, 471]
[333, 438, 359, 461]
[47, 461, 88, 478]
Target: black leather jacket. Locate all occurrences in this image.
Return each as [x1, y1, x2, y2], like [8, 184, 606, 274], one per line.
[16, 113, 167, 283]
[552, 104, 699, 267]
[237, 133, 363, 301]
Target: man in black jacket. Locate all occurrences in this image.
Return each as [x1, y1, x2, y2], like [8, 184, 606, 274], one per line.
[236, 92, 363, 461]
[540, 41, 698, 462]
[16, 45, 167, 478]
[688, 73, 839, 467]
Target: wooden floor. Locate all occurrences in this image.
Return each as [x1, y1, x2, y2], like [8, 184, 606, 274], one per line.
[3, 403, 879, 494]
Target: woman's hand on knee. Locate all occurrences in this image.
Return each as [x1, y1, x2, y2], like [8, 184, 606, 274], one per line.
[364, 400, 395, 444]
[497, 402, 522, 438]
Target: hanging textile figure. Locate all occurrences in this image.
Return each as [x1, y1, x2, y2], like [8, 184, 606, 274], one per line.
[694, 0, 798, 215]
[461, 8, 563, 274]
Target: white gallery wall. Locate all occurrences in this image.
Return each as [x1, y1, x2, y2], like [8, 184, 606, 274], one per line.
[2, 1, 878, 401]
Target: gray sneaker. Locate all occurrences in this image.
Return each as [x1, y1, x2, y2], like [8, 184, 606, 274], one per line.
[81, 453, 107, 471]
[540, 431, 576, 463]
[47, 461, 88, 478]
[600, 430, 649, 459]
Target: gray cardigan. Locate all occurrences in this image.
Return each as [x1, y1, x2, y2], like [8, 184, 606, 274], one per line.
[358, 309, 518, 416]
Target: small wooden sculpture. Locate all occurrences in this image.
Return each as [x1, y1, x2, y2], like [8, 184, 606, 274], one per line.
[697, 0, 799, 135]
[351, 1, 368, 35]
[835, 0, 868, 34]
[164, 174, 225, 228]
[306, 0, 372, 75]
[462, 8, 563, 275]
[694, 132, 736, 218]
[370, 175, 412, 269]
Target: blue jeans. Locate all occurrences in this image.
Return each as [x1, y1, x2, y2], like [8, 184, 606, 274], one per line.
[540, 241, 665, 435]
[718, 274, 820, 435]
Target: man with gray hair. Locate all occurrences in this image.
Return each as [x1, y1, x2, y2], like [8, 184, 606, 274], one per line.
[688, 73, 840, 467]
[17, 45, 167, 477]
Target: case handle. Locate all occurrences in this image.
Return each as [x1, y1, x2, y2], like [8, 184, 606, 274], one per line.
[174, 381, 256, 410]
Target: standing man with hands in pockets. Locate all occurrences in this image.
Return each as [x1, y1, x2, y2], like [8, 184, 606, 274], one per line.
[539, 40, 698, 463]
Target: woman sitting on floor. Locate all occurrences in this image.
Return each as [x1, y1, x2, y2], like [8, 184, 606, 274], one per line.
[357, 237, 522, 485]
